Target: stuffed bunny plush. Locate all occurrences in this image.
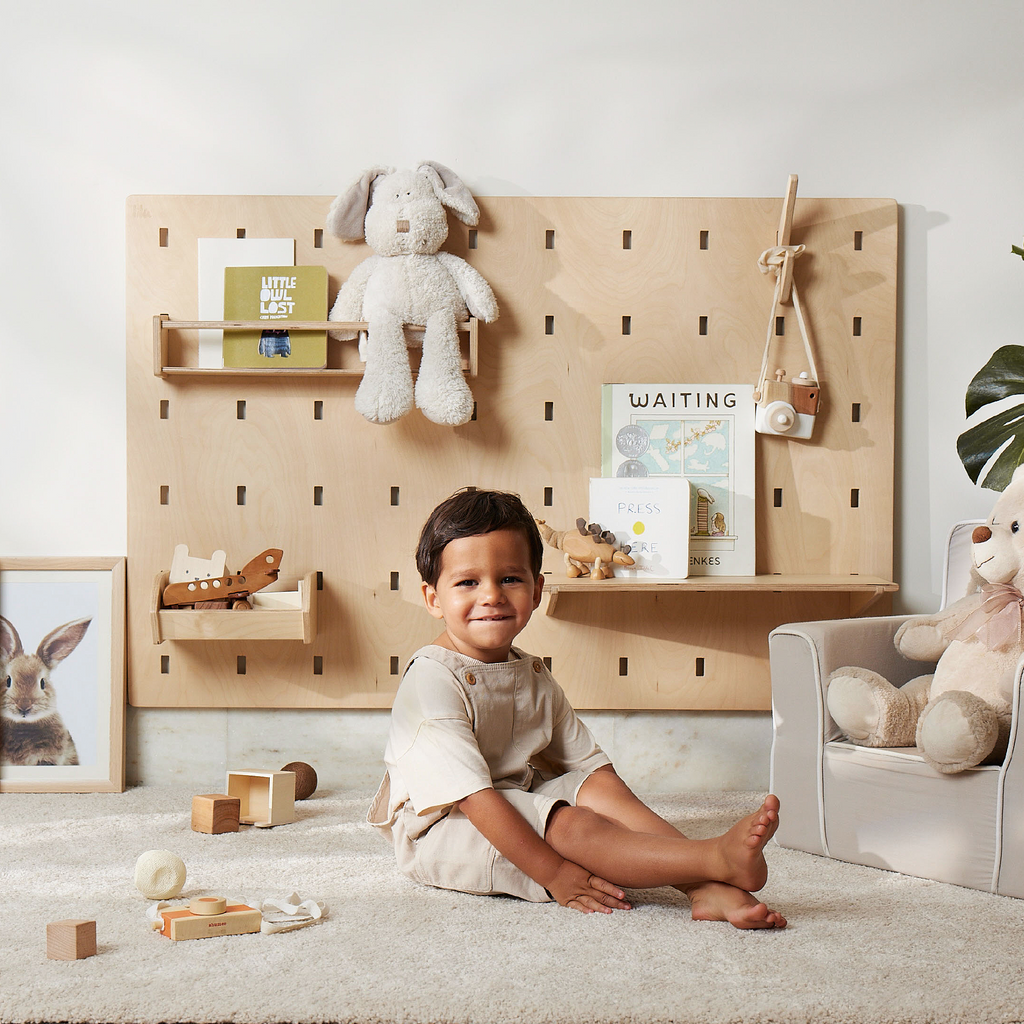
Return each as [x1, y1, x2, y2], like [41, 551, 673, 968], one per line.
[326, 161, 498, 426]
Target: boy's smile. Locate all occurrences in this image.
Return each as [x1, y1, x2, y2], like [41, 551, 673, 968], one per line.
[422, 529, 544, 663]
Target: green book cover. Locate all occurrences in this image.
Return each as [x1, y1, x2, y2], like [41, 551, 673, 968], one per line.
[223, 265, 328, 368]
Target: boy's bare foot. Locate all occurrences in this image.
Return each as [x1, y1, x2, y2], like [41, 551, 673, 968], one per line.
[712, 794, 780, 893]
[686, 880, 787, 929]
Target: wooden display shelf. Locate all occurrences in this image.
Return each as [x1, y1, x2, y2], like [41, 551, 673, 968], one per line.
[152, 315, 479, 378]
[542, 574, 898, 617]
[150, 571, 318, 644]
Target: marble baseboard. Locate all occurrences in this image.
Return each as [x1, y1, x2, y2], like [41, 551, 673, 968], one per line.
[127, 708, 773, 794]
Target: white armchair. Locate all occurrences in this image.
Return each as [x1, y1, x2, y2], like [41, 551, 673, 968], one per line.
[769, 521, 1024, 897]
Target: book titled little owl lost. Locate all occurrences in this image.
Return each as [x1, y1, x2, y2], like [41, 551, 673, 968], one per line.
[601, 383, 756, 576]
[223, 265, 328, 369]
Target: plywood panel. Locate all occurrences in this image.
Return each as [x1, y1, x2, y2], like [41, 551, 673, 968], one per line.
[126, 193, 897, 709]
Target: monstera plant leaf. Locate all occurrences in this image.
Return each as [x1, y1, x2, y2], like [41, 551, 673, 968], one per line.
[957, 344, 1024, 490]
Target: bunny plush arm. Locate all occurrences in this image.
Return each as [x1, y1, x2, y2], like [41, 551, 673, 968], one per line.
[329, 257, 380, 343]
[435, 252, 499, 323]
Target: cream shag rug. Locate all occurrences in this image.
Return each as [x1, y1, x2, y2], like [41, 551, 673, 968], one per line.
[1, 785, 1022, 1024]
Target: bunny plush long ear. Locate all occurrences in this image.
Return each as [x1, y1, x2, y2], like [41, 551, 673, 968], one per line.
[326, 166, 393, 241]
[417, 161, 480, 226]
[0, 615, 23, 661]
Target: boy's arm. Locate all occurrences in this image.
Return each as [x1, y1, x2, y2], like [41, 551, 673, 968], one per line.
[457, 787, 630, 914]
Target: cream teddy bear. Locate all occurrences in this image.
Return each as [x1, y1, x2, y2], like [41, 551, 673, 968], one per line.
[827, 467, 1024, 773]
[326, 161, 498, 426]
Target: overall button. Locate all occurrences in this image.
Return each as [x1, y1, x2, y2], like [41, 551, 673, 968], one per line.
[465, 671, 476, 685]
[532, 661, 543, 673]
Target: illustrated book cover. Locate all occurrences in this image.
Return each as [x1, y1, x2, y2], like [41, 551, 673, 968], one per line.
[589, 477, 691, 579]
[600, 383, 756, 575]
[222, 265, 328, 369]
[197, 238, 295, 368]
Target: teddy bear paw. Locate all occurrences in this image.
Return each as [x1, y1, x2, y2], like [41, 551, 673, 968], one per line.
[916, 691, 999, 774]
[826, 666, 917, 746]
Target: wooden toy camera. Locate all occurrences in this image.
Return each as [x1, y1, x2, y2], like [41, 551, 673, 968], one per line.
[754, 369, 820, 440]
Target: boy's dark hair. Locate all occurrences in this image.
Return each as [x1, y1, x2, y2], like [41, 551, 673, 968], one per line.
[416, 488, 544, 587]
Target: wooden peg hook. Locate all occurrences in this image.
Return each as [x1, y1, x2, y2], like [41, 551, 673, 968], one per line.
[776, 174, 799, 304]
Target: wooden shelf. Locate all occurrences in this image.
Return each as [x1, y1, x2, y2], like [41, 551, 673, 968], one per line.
[542, 574, 898, 617]
[153, 314, 479, 378]
[151, 571, 318, 644]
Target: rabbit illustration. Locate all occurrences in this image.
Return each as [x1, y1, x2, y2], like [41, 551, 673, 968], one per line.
[1, 615, 91, 766]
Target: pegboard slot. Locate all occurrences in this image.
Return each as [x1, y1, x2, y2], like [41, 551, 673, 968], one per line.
[390, 656, 400, 675]
[853, 316, 862, 337]
[468, 229, 478, 249]
[851, 489, 860, 508]
[695, 657, 705, 677]
[236, 400, 246, 420]
[545, 229, 555, 249]
[237, 485, 246, 506]
[622, 315, 631, 335]
[313, 486, 323, 506]
[390, 486, 400, 506]
[314, 400, 323, 420]
[622, 230, 632, 249]
[237, 656, 246, 674]
[313, 655, 323, 675]
[775, 316, 785, 336]
[545, 315, 555, 335]
[543, 487, 553, 507]
[699, 315, 708, 336]
[854, 230, 863, 250]
[236, 228, 246, 239]
[619, 657, 629, 676]
[390, 571, 400, 591]
[852, 403, 861, 422]
[159, 227, 169, 247]
[543, 656, 552, 670]
[545, 401, 554, 421]
[160, 655, 170, 674]
[699, 230, 709, 250]
[313, 228, 323, 249]
[774, 488, 783, 508]
[159, 400, 169, 420]
[160, 485, 170, 506]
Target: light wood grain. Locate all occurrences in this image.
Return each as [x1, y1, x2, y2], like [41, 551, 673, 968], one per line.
[126, 194, 897, 710]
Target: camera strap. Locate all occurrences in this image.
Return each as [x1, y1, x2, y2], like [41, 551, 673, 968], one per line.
[753, 244, 820, 402]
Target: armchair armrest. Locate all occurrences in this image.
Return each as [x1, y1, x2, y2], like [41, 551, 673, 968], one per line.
[768, 614, 928, 855]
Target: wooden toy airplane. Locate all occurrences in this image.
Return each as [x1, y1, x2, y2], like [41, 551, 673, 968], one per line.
[162, 548, 283, 608]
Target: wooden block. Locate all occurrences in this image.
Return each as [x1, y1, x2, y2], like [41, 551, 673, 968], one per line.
[46, 919, 96, 960]
[191, 793, 240, 834]
[159, 903, 261, 941]
[226, 770, 296, 827]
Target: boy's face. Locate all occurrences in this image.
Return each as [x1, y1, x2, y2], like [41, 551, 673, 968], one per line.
[422, 529, 544, 663]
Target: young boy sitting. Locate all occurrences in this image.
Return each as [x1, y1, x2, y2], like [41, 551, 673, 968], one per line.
[368, 488, 786, 928]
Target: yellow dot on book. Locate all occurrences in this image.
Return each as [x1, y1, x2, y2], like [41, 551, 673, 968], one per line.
[633, 521, 645, 534]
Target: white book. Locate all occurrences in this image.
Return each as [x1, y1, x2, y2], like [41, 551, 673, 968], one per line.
[197, 238, 295, 368]
[589, 477, 692, 580]
[601, 383, 756, 576]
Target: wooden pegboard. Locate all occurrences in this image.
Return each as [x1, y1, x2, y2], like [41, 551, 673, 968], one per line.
[125, 193, 897, 710]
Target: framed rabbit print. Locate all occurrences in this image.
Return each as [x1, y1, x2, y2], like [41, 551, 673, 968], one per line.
[0, 557, 125, 792]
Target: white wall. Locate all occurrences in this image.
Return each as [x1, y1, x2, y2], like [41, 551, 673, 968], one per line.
[3, 0, 1023, 786]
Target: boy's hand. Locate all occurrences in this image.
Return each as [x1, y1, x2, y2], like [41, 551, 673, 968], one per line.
[547, 859, 631, 914]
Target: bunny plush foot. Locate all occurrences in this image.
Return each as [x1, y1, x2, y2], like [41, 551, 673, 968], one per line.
[826, 666, 920, 746]
[415, 314, 475, 426]
[355, 320, 414, 425]
[916, 691, 999, 773]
